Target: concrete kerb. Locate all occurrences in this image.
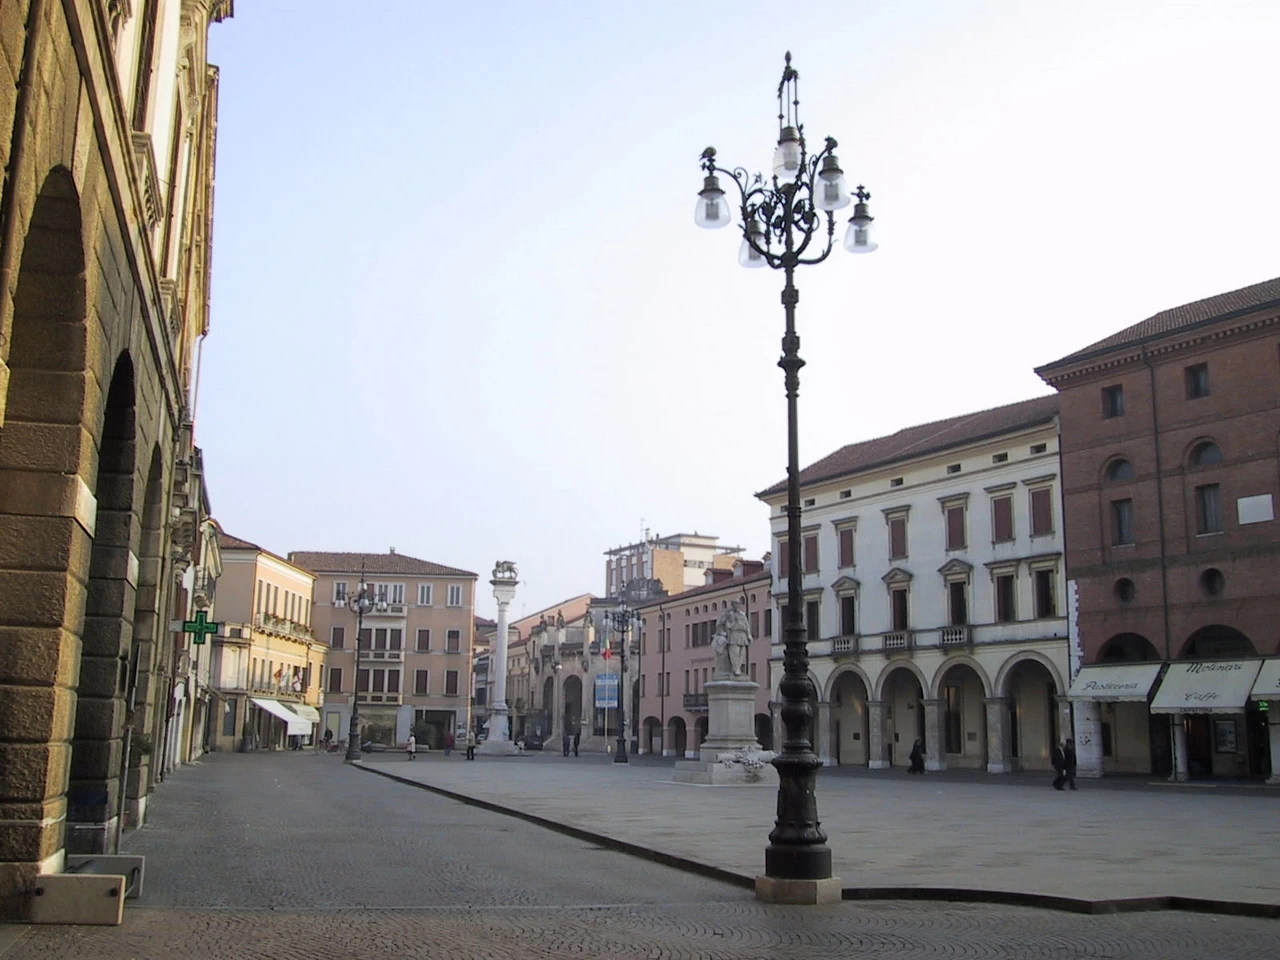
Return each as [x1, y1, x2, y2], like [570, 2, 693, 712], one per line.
[353, 765, 1280, 921]
[355, 764, 752, 893]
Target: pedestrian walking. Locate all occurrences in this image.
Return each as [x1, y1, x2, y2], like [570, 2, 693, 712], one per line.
[1051, 740, 1066, 790]
[573, 729, 580, 757]
[562, 733, 570, 757]
[466, 729, 477, 760]
[406, 733, 417, 761]
[1063, 737, 1078, 791]
[322, 728, 333, 753]
[908, 738, 925, 774]
[444, 731, 454, 757]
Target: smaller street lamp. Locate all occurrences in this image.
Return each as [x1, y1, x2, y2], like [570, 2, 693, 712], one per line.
[607, 600, 639, 764]
[345, 574, 376, 762]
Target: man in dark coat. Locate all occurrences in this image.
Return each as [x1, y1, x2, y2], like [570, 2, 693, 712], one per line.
[908, 738, 925, 774]
[1051, 740, 1066, 790]
[1063, 737, 1078, 791]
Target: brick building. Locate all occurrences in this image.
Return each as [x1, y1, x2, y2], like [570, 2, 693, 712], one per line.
[0, 0, 233, 918]
[1038, 276, 1280, 780]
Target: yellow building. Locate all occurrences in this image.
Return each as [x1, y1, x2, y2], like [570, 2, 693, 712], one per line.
[210, 528, 325, 750]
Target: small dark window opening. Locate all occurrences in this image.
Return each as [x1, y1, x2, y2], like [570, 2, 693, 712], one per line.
[1185, 363, 1209, 399]
[1200, 568, 1225, 596]
[1102, 385, 1125, 419]
[1115, 578, 1135, 603]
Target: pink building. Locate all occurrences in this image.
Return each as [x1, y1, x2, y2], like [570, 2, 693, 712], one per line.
[634, 562, 773, 757]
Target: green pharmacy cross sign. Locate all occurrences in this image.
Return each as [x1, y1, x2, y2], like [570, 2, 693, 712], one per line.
[183, 610, 220, 645]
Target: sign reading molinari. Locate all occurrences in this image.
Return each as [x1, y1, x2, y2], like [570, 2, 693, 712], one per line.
[1185, 662, 1246, 674]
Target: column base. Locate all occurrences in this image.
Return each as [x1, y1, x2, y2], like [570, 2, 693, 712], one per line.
[868, 760, 890, 770]
[755, 875, 843, 905]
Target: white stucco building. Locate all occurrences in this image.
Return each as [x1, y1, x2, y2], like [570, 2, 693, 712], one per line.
[760, 395, 1072, 773]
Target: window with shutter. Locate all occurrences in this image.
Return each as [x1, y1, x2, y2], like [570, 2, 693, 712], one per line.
[838, 527, 855, 567]
[992, 496, 1014, 542]
[416, 629, 430, 651]
[946, 505, 966, 550]
[891, 588, 909, 630]
[327, 667, 343, 694]
[387, 670, 401, 694]
[330, 626, 345, 649]
[806, 601, 821, 641]
[840, 595, 856, 635]
[803, 535, 819, 573]
[889, 517, 907, 559]
[1030, 488, 1053, 536]
[356, 669, 369, 693]
[414, 670, 429, 695]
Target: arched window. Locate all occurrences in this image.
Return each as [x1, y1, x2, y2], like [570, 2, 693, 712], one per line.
[1190, 441, 1222, 467]
[1105, 458, 1135, 482]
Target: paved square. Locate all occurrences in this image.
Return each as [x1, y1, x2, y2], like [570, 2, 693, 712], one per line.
[362, 752, 1280, 907]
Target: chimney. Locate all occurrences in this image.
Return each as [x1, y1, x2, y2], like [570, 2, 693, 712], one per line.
[389, 547, 396, 554]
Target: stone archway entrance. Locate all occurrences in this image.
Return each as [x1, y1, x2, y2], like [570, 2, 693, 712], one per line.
[541, 676, 554, 736]
[754, 713, 772, 751]
[880, 667, 923, 768]
[642, 716, 662, 755]
[1002, 658, 1058, 772]
[935, 661, 988, 770]
[562, 676, 583, 741]
[830, 671, 869, 766]
[666, 716, 687, 757]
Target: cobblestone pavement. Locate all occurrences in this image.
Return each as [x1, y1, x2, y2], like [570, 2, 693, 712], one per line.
[359, 751, 1280, 906]
[8, 753, 1279, 959]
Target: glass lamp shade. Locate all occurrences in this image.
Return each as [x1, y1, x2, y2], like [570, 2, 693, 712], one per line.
[738, 229, 768, 268]
[772, 126, 803, 180]
[814, 155, 850, 211]
[694, 176, 733, 229]
[844, 200, 877, 253]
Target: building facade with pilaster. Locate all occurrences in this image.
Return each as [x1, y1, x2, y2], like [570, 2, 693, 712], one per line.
[293, 550, 477, 750]
[759, 395, 1070, 773]
[210, 529, 324, 752]
[635, 561, 773, 758]
[0, 0, 234, 917]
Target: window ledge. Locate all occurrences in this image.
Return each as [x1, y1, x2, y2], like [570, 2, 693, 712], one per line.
[1194, 531, 1225, 538]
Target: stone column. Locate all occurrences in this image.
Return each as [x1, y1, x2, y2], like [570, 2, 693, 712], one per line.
[985, 697, 1012, 774]
[1056, 696, 1073, 746]
[1073, 700, 1105, 778]
[922, 699, 945, 771]
[478, 563, 519, 755]
[815, 700, 833, 765]
[554, 621, 566, 740]
[1267, 707, 1280, 784]
[867, 700, 889, 769]
[1172, 715, 1189, 781]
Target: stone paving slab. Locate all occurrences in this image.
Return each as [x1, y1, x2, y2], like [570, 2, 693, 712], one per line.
[358, 753, 1280, 908]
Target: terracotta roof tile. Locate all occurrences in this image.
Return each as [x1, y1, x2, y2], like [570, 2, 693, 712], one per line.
[635, 570, 772, 609]
[286, 550, 477, 578]
[215, 527, 261, 551]
[1038, 275, 1280, 371]
[757, 394, 1059, 498]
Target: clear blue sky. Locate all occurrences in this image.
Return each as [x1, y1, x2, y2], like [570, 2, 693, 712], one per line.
[201, 1, 1280, 620]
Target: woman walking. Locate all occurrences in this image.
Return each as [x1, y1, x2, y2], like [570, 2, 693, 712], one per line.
[908, 738, 925, 774]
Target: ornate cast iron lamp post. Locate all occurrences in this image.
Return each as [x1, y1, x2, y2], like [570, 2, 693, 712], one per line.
[345, 573, 376, 762]
[695, 53, 877, 896]
[607, 600, 639, 764]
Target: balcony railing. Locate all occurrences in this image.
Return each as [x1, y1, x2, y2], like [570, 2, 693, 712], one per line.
[357, 692, 403, 705]
[249, 680, 305, 701]
[366, 601, 407, 617]
[941, 626, 970, 646]
[882, 631, 913, 654]
[360, 649, 405, 662]
[254, 613, 315, 642]
[832, 635, 859, 655]
[683, 693, 708, 711]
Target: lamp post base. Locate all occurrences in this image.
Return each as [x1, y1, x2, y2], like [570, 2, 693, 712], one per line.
[754, 875, 843, 905]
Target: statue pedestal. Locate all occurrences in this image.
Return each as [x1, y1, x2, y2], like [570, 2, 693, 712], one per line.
[673, 679, 777, 786]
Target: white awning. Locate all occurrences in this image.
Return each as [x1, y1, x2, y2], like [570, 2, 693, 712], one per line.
[1067, 663, 1163, 702]
[290, 703, 321, 723]
[1149, 660, 1264, 715]
[1249, 659, 1280, 701]
[250, 697, 312, 736]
